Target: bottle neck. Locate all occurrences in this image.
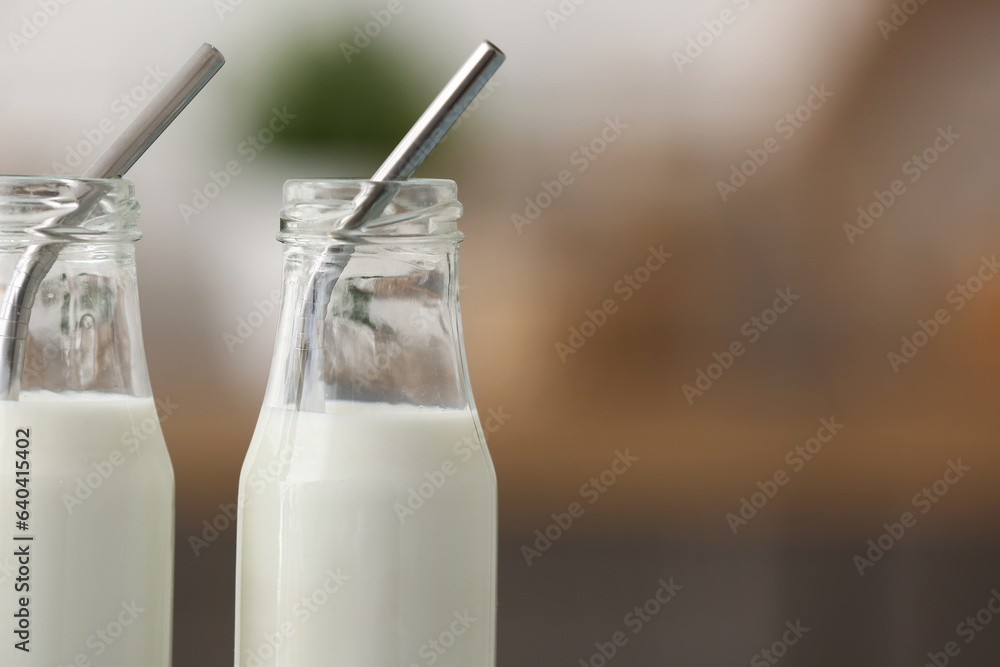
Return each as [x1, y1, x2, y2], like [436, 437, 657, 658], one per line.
[0, 177, 143, 399]
[263, 240, 472, 413]
[4, 241, 152, 397]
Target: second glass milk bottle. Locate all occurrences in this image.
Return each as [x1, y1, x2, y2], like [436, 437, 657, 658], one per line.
[235, 179, 497, 667]
[0, 176, 174, 666]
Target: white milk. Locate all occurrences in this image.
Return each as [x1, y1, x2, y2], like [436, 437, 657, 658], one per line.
[0, 392, 174, 667]
[235, 402, 496, 667]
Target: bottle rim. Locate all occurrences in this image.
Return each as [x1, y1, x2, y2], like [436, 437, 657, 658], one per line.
[280, 178, 464, 244]
[0, 176, 140, 242]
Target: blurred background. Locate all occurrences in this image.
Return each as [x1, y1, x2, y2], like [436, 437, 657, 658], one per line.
[3, 0, 1000, 664]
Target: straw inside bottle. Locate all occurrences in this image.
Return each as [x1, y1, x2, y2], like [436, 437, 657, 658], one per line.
[287, 41, 505, 410]
[0, 44, 225, 400]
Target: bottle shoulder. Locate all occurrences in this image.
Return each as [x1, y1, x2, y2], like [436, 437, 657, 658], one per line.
[240, 402, 494, 483]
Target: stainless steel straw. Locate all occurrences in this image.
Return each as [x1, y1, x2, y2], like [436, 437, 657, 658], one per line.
[0, 43, 225, 399]
[288, 41, 505, 410]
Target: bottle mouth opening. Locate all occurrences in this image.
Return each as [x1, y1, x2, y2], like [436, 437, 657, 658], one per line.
[0, 176, 140, 242]
[280, 178, 464, 243]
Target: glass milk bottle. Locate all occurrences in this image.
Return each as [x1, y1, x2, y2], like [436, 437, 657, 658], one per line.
[0, 177, 174, 665]
[235, 179, 497, 667]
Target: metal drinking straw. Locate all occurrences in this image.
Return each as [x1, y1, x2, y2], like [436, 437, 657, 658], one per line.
[0, 44, 225, 400]
[287, 41, 505, 410]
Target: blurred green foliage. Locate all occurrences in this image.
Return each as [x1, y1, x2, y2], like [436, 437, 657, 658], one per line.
[254, 32, 428, 165]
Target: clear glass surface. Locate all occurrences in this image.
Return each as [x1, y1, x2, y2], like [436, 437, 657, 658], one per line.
[0, 177, 174, 667]
[235, 179, 497, 667]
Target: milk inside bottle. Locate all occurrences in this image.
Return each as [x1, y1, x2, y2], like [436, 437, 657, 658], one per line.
[0, 177, 174, 666]
[235, 179, 497, 667]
